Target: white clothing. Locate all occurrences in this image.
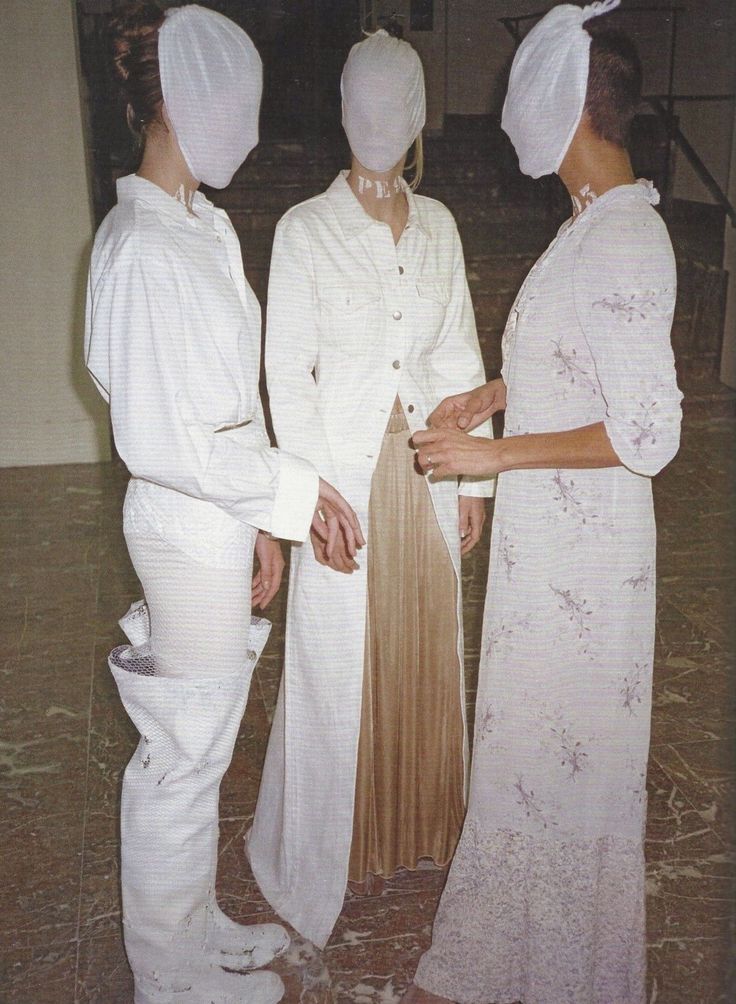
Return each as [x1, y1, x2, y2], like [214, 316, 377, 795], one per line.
[501, 0, 621, 178]
[85, 174, 318, 551]
[85, 173, 311, 1000]
[415, 182, 682, 1003]
[341, 29, 426, 172]
[159, 5, 262, 190]
[248, 172, 494, 948]
[113, 521, 286, 1003]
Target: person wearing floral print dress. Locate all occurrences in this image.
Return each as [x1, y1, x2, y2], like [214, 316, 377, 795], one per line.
[405, 8, 682, 1004]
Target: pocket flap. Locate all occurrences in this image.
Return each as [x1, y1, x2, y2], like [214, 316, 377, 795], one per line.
[416, 280, 450, 305]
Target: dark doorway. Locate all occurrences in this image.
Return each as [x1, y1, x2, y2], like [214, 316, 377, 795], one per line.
[75, 0, 361, 223]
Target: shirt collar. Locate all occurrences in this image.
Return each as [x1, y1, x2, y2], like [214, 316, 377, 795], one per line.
[326, 170, 430, 240]
[115, 173, 217, 227]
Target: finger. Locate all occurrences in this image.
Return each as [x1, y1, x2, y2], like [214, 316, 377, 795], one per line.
[342, 506, 365, 549]
[259, 578, 279, 608]
[411, 428, 441, 448]
[324, 513, 339, 559]
[459, 509, 470, 539]
[329, 493, 364, 546]
[311, 511, 328, 542]
[427, 461, 455, 479]
[338, 514, 358, 557]
[329, 554, 353, 574]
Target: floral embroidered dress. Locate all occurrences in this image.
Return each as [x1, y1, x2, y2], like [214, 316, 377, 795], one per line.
[414, 181, 682, 1004]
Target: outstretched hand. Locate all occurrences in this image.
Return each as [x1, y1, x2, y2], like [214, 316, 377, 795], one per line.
[428, 378, 506, 432]
[414, 427, 505, 479]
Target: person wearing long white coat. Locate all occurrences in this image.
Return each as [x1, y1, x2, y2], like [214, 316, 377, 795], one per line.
[84, 6, 360, 1003]
[247, 27, 494, 949]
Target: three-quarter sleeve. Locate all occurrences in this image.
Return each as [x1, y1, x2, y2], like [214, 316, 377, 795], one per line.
[86, 235, 318, 542]
[264, 216, 337, 482]
[573, 206, 683, 477]
[428, 221, 495, 498]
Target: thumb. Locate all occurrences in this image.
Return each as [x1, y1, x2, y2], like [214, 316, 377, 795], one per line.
[459, 509, 470, 538]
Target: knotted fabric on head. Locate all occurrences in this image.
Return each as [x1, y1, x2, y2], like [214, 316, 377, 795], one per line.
[501, 0, 622, 178]
[158, 4, 262, 189]
[341, 29, 426, 173]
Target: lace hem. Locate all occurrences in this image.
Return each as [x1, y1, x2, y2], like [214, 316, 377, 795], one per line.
[414, 820, 646, 1004]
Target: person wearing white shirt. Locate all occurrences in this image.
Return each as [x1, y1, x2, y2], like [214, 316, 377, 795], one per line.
[83, 6, 361, 1003]
[247, 26, 495, 950]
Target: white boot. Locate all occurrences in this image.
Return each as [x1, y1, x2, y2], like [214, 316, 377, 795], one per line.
[111, 608, 287, 1003]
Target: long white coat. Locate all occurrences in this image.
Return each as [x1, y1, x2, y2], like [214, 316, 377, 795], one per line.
[248, 173, 494, 947]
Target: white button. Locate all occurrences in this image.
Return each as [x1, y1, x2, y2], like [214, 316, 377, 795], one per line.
[392, 360, 401, 370]
[393, 310, 402, 321]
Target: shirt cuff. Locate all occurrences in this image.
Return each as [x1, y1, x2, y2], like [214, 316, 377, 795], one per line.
[270, 451, 320, 542]
[458, 474, 496, 498]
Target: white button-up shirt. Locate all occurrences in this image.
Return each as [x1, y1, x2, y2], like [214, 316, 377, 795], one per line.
[265, 171, 494, 495]
[85, 174, 318, 547]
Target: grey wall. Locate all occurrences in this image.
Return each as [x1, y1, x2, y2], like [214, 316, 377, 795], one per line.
[0, 0, 110, 467]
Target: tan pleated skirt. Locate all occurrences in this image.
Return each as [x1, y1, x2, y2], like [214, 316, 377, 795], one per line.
[348, 398, 465, 882]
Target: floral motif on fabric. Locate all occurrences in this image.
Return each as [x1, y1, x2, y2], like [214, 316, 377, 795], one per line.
[551, 336, 598, 396]
[549, 584, 594, 656]
[484, 612, 532, 659]
[623, 564, 652, 591]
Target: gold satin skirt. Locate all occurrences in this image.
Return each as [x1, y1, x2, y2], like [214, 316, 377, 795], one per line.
[348, 398, 465, 881]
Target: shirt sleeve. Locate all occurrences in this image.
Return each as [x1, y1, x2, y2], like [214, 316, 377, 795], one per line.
[264, 216, 338, 483]
[86, 236, 318, 542]
[428, 221, 496, 498]
[573, 205, 683, 478]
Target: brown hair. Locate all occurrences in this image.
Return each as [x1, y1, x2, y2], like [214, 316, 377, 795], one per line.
[109, 2, 166, 135]
[583, 26, 643, 147]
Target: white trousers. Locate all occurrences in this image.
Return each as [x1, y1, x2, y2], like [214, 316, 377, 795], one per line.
[113, 493, 279, 1001]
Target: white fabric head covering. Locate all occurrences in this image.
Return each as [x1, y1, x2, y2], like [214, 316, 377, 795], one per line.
[501, 0, 621, 179]
[340, 29, 426, 173]
[158, 4, 262, 189]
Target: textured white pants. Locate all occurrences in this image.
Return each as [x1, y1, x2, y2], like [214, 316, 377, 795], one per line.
[124, 511, 257, 680]
[113, 492, 267, 1000]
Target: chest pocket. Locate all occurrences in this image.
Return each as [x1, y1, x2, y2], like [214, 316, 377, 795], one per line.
[415, 279, 451, 342]
[317, 283, 382, 351]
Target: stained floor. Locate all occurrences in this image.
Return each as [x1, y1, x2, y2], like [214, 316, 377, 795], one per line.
[1, 408, 734, 1004]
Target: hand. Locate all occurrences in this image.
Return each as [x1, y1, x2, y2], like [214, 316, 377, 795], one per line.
[414, 427, 505, 479]
[310, 527, 360, 574]
[252, 532, 285, 609]
[428, 379, 506, 432]
[458, 495, 486, 556]
[311, 478, 366, 560]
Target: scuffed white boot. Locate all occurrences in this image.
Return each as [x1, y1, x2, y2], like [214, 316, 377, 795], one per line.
[127, 925, 284, 1004]
[111, 606, 286, 1002]
[205, 904, 290, 971]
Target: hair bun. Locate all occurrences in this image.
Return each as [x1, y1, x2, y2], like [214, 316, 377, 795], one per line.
[109, 1, 165, 134]
[109, 2, 164, 85]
